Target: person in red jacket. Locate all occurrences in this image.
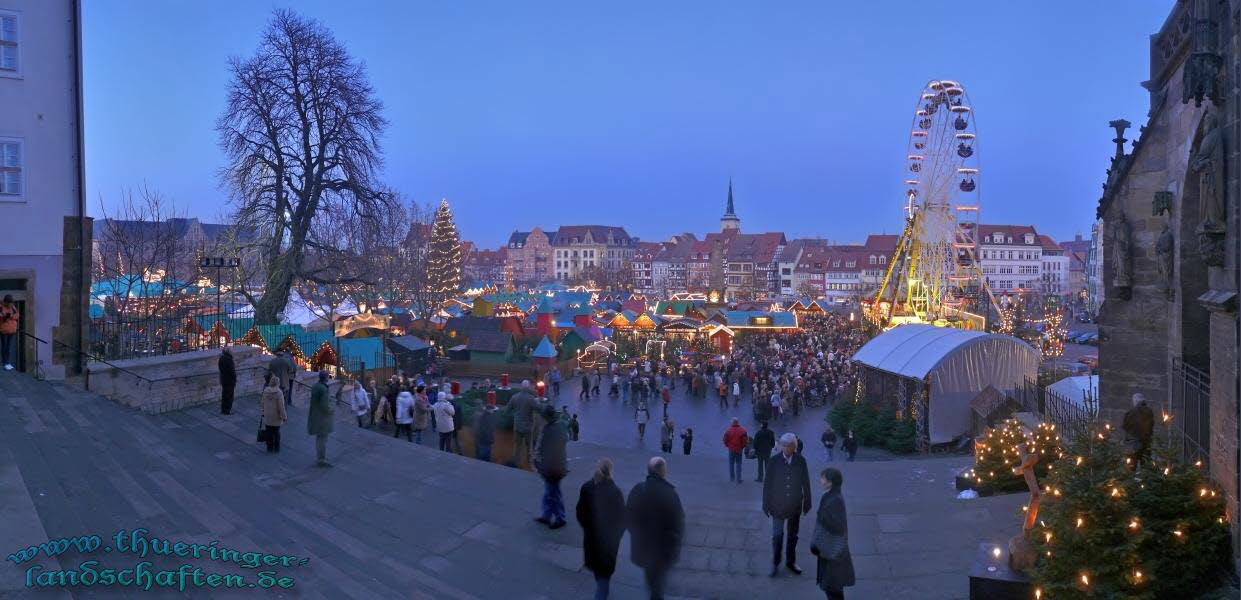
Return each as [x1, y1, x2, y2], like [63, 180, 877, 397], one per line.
[0, 295, 18, 371]
[722, 418, 750, 484]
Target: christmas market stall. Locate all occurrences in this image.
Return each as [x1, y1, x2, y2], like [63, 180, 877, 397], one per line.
[851, 324, 1039, 447]
[385, 335, 431, 375]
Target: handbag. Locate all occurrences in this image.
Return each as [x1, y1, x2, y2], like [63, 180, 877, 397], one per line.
[256, 413, 268, 443]
[810, 520, 847, 560]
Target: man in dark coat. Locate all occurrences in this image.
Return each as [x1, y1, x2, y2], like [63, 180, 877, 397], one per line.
[1122, 392, 1155, 465]
[576, 458, 626, 600]
[266, 351, 295, 407]
[510, 381, 537, 469]
[307, 372, 334, 467]
[474, 394, 499, 463]
[218, 346, 236, 415]
[534, 405, 569, 529]
[626, 457, 684, 600]
[762, 433, 812, 577]
[752, 421, 776, 482]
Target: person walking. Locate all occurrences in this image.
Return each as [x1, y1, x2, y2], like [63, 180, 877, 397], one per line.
[842, 431, 858, 462]
[660, 385, 671, 417]
[534, 405, 569, 529]
[811, 468, 855, 600]
[510, 381, 536, 468]
[549, 366, 561, 396]
[731, 380, 741, 408]
[218, 346, 236, 415]
[626, 457, 684, 600]
[763, 433, 812, 577]
[660, 414, 676, 454]
[350, 376, 371, 428]
[433, 391, 456, 452]
[822, 426, 837, 462]
[394, 385, 415, 441]
[723, 418, 749, 484]
[580, 372, 591, 401]
[475, 394, 498, 462]
[592, 369, 602, 397]
[307, 372, 334, 467]
[412, 385, 431, 444]
[635, 400, 651, 440]
[576, 458, 626, 600]
[259, 377, 287, 453]
[752, 421, 776, 483]
[569, 414, 580, 441]
[1122, 392, 1155, 465]
[681, 428, 693, 455]
[0, 295, 18, 371]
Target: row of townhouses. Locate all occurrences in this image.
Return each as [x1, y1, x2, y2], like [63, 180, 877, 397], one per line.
[491, 183, 1095, 303]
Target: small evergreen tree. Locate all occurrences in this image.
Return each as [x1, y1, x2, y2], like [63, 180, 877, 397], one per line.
[426, 198, 463, 300]
[967, 420, 1064, 493]
[1030, 424, 1151, 600]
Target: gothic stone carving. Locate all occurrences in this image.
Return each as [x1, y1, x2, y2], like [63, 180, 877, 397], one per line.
[1156, 222, 1175, 300]
[1112, 212, 1133, 300]
[1191, 113, 1227, 265]
[1184, 0, 1226, 107]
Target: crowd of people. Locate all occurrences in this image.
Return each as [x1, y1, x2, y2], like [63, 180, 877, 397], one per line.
[218, 309, 867, 598]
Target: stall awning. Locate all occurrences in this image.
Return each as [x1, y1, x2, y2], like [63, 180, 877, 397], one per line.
[852, 324, 1000, 380]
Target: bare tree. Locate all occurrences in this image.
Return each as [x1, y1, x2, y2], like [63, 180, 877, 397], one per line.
[93, 186, 200, 356]
[217, 9, 392, 324]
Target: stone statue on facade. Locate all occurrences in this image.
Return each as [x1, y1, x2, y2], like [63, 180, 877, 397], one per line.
[1191, 113, 1226, 265]
[1156, 222, 1175, 300]
[1111, 211, 1133, 300]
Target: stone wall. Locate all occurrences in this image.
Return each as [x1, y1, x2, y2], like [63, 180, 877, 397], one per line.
[87, 346, 271, 414]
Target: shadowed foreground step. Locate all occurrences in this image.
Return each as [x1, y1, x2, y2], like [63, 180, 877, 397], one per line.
[0, 373, 1022, 599]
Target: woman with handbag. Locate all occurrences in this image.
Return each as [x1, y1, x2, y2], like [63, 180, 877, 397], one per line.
[810, 468, 854, 599]
[260, 377, 287, 453]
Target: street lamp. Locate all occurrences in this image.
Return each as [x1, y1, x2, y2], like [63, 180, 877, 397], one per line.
[200, 256, 241, 347]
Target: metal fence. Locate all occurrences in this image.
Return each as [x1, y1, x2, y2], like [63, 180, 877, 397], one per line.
[1019, 377, 1097, 435]
[1169, 357, 1211, 469]
[89, 306, 256, 362]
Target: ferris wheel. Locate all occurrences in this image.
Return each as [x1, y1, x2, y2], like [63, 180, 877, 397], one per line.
[875, 79, 998, 327]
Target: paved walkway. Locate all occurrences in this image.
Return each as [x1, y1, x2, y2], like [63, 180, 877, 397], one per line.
[0, 373, 1023, 599]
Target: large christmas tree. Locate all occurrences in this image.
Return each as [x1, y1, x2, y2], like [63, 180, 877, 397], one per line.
[427, 198, 463, 297]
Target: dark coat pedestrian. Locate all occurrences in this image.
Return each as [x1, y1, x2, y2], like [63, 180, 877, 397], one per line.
[218, 347, 236, 414]
[842, 432, 858, 461]
[763, 450, 812, 519]
[535, 408, 569, 482]
[576, 461, 626, 577]
[813, 469, 855, 596]
[307, 373, 334, 466]
[626, 460, 684, 598]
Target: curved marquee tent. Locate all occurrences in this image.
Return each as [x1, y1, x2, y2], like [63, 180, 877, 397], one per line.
[851, 324, 1039, 445]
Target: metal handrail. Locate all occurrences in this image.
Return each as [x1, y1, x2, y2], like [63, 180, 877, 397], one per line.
[51, 338, 153, 386]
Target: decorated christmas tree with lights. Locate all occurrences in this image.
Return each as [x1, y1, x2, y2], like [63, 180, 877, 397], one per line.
[427, 198, 463, 297]
[965, 419, 1063, 493]
[1028, 421, 1231, 599]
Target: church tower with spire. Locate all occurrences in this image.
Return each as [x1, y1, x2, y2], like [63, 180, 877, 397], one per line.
[720, 178, 741, 232]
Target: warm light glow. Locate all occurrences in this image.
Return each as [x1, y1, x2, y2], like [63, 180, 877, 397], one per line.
[991, 547, 1001, 559]
[1076, 517, 1083, 528]
[1081, 573, 1089, 586]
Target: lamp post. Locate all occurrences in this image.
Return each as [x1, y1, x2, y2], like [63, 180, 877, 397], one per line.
[200, 256, 241, 347]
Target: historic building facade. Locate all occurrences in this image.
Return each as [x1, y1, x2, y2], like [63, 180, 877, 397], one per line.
[1096, 0, 1239, 564]
[505, 227, 554, 286]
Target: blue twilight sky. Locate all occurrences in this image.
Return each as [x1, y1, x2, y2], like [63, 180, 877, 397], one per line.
[83, 1, 1172, 248]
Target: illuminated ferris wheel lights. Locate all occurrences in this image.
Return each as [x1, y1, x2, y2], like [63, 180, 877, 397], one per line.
[955, 133, 975, 140]
[908, 155, 924, 160]
[916, 110, 928, 116]
[956, 205, 980, 211]
[905, 180, 920, 185]
[950, 106, 971, 113]
[912, 131, 928, 137]
[957, 168, 979, 174]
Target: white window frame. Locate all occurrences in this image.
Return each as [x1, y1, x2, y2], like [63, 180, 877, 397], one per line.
[0, 10, 19, 78]
[0, 137, 24, 200]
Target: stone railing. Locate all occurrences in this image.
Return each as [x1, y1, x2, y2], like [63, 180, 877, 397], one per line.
[87, 345, 271, 414]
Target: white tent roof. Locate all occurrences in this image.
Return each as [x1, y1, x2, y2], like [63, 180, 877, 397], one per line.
[853, 324, 997, 379]
[1047, 375, 1099, 417]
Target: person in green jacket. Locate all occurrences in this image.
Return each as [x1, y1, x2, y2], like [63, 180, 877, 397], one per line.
[308, 371, 334, 467]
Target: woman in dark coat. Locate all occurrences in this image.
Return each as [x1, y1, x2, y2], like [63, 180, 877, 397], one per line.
[812, 468, 855, 599]
[575, 458, 626, 600]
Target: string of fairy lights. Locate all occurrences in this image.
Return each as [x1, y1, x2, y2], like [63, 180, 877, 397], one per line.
[427, 198, 464, 295]
[996, 294, 1067, 359]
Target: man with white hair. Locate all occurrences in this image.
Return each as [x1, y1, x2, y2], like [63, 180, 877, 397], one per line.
[762, 433, 812, 577]
[626, 456, 685, 599]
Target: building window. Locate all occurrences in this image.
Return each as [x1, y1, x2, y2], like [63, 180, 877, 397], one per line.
[0, 139, 21, 197]
[0, 12, 17, 74]
[879, 255, 886, 265]
[869, 255, 877, 265]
